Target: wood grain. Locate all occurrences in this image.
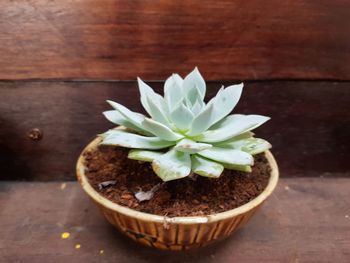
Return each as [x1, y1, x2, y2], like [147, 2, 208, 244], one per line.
[0, 80, 349, 181]
[0, 0, 350, 80]
[0, 179, 349, 262]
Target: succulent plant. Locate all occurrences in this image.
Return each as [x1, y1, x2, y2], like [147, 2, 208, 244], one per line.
[100, 68, 271, 181]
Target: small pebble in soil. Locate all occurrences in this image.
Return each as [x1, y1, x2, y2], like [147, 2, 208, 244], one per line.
[99, 250, 104, 255]
[61, 232, 70, 239]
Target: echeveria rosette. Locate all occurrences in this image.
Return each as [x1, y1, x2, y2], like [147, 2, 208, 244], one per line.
[100, 68, 271, 181]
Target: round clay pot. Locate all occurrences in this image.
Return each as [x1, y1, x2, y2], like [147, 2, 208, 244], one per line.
[76, 136, 279, 250]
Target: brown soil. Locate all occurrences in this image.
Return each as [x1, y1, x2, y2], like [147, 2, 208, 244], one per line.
[83, 146, 271, 217]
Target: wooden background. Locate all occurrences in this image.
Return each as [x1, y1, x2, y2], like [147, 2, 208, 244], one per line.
[1, 0, 350, 81]
[0, 0, 349, 181]
[1, 1, 350, 262]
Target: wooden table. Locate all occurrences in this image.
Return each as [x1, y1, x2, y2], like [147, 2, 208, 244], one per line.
[0, 1, 349, 262]
[1, 179, 349, 262]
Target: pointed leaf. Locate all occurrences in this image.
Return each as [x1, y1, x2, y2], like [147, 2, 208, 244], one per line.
[213, 131, 254, 147]
[103, 110, 125, 124]
[186, 103, 215, 136]
[137, 78, 167, 116]
[191, 98, 205, 116]
[205, 83, 244, 126]
[142, 118, 184, 141]
[152, 149, 191, 181]
[170, 103, 194, 131]
[185, 83, 202, 107]
[183, 67, 206, 103]
[223, 163, 252, 172]
[146, 95, 172, 127]
[219, 138, 272, 155]
[103, 110, 151, 135]
[164, 74, 184, 111]
[196, 115, 270, 143]
[128, 149, 163, 162]
[106, 100, 146, 131]
[206, 86, 224, 107]
[174, 138, 212, 153]
[191, 155, 224, 178]
[209, 114, 244, 130]
[100, 130, 175, 149]
[198, 147, 254, 166]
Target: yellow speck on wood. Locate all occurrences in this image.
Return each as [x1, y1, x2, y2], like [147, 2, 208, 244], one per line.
[99, 250, 104, 255]
[75, 244, 81, 249]
[61, 232, 70, 239]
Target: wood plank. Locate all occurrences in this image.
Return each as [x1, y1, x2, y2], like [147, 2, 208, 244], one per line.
[0, 1, 350, 80]
[0, 179, 349, 262]
[0, 80, 349, 180]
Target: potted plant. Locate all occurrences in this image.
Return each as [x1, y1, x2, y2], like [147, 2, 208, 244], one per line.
[76, 68, 279, 250]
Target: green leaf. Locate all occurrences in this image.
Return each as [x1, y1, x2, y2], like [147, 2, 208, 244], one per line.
[106, 100, 146, 131]
[197, 147, 254, 166]
[191, 98, 205, 116]
[214, 131, 255, 146]
[186, 103, 215, 136]
[209, 114, 244, 130]
[223, 163, 252, 172]
[196, 115, 270, 143]
[100, 129, 175, 149]
[183, 67, 206, 103]
[185, 83, 202, 107]
[145, 95, 173, 128]
[205, 83, 244, 126]
[164, 74, 184, 111]
[137, 78, 168, 118]
[170, 103, 194, 131]
[219, 138, 272, 155]
[152, 149, 191, 181]
[191, 155, 224, 178]
[174, 138, 212, 153]
[213, 131, 255, 148]
[128, 149, 163, 162]
[103, 110, 151, 135]
[142, 118, 184, 141]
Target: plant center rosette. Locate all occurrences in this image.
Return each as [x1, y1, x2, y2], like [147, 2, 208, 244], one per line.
[100, 68, 271, 182]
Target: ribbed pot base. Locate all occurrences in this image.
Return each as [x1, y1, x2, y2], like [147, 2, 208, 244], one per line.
[99, 202, 259, 250]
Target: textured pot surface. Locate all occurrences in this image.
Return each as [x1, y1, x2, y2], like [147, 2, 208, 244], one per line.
[76, 137, 279, 250]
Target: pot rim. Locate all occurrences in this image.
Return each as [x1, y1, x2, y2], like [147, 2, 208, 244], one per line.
[76, 136, 279, 225]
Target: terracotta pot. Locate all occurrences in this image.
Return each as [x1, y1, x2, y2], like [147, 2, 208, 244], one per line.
[76, 136, 279, 250]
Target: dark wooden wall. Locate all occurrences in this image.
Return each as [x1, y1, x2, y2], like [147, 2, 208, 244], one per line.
[1, 80, 349, 180]
[0, 0, 349, 80]
[0, 0, 349, 180]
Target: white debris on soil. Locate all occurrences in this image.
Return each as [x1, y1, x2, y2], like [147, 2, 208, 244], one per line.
[98, 180, 117, 190]
[134, 183, 162, 202]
